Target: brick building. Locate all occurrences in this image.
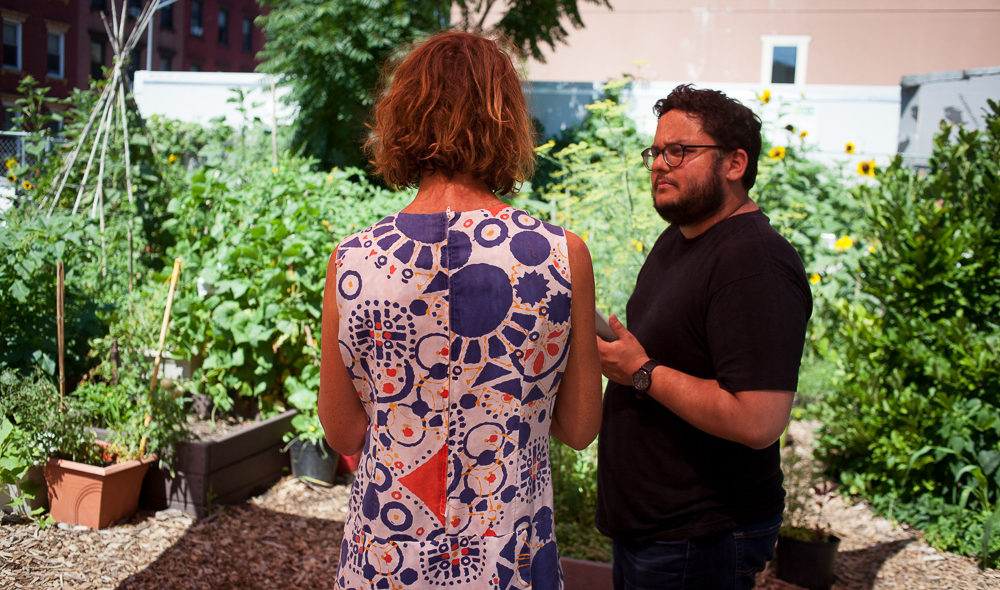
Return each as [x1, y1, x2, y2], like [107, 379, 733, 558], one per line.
[0, 0, 266, 129]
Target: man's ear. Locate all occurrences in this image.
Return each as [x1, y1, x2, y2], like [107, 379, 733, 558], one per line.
[724, 149, 748, 182]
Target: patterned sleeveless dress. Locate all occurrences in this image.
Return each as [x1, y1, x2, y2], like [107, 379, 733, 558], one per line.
[333, 205, 572, 589]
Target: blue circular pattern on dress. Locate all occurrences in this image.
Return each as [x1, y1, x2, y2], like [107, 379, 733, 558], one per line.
[451, 264, 513, 338]
[446, 230, 472, 269]
[396, 212, 447, 243]
[339, 270, 362, 300]
[474, 219, 508, 247]
[509, 231, 550, 266]
[381, 501, 413, 531]
[512, 209, 541, 229]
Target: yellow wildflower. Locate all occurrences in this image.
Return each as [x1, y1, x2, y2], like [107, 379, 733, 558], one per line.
[845, 142, 856, 154]
[758, 89, 771, 104]
[5, 158, 17, 170]
[857, 160, 876, 177]
[581, 233, 588, 243]
[168, 153, 178, 164]
[799, 130, 808, 139]
[869, 246, 876, 253]
[272, 168, 278, 174]
[631, 239, 643, 252]
[809, 273, 821, 285]
[7, 174, 15, 183]
[22, 180, 33, 190]
[768, 146, 786, 160]
[834, 236, 854, 250]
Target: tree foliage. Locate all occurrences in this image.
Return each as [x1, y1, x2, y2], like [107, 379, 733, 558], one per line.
[255, 0, 610, 169]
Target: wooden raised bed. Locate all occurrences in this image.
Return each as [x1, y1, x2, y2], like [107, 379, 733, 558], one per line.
[140, 410, 296, 517]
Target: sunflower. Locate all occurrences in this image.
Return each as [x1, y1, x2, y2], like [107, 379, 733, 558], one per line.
[768, 146, 786, 160]
[168, 153, 178, 164]
[758, 89, 772, 104]
[799, 130, 808, 139]
[857, 160, 876, 177]
[22, 180, 33, 190]
[7, 173, 15, 183]
[5, 158, 17, 171]
[845, 142, 856, 154]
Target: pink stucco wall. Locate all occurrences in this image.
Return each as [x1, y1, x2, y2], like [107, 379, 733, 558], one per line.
[525, 0, 1000, 85]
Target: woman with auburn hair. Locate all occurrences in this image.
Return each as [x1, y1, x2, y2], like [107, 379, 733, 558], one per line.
[318, 30, 602, 589]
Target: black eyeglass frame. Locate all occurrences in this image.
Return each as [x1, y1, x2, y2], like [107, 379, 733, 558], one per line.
[640, 144, 729, 170]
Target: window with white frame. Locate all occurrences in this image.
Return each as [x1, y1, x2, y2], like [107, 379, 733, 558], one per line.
[760, 35, 811, 85]
[47, 31, 66, 78]
[3, 19, 22, 70]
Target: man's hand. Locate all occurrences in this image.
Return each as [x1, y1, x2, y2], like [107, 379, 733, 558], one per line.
[596, 314, 650, 385]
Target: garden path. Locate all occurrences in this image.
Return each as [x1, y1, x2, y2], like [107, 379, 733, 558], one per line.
[1, 421, 997, 589]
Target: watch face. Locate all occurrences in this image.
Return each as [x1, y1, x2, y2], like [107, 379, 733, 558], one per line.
[632, 368, 651, 392]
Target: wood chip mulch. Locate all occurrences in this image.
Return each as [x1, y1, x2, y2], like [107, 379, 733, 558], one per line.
[2, 421, 999, 589]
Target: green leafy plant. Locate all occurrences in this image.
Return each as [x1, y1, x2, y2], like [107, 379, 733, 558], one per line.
[815, 101, 1000, 567]
[0, 369, 59, 520]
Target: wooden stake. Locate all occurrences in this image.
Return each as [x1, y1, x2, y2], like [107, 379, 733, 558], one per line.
[56, 262, 66, 410]
[142, 258, 182, 458]
[150, 258, 182, 394]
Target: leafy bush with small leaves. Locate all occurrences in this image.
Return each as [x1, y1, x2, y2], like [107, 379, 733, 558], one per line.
[815, 101, 1000, 568]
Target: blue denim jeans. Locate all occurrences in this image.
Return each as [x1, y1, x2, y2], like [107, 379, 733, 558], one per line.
[612, 517, 781, 590]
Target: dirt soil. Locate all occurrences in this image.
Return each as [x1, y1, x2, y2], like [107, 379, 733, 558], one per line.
[2, 421, 999, 589]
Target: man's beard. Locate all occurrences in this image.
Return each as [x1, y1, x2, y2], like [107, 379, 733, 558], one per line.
[652, 162, 725, 226]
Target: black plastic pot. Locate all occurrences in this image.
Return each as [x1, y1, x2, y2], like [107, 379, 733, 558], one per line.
[288, 438, 339, 486]
[774, 533, 840, 590]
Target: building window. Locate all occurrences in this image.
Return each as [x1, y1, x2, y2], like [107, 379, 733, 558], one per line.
[160, 5, 174, 30]
[3, 20, 22, 70]
[760, 35, 810, 86]
[242, 17, 253, 53]
[190, 1, 204, 37]
[218, 9, 229, 45]
[127, 0, 142, 18]
[47, 32, 65, 78]
[90, 39, 106, 79]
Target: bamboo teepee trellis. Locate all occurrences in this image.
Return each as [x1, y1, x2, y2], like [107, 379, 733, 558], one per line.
[40, 1, 161, 273]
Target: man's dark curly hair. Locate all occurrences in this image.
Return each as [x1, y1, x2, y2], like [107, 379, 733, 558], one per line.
[653, 84, 762, 190]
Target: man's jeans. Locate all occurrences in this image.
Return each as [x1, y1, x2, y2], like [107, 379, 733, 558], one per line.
[612, 517, 781, 590]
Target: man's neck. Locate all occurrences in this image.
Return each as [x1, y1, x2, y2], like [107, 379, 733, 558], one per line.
[678, 191, 756, 239]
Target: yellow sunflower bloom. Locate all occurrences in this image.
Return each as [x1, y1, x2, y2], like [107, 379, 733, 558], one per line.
[809, 273, 821, 285]
[857, 160, 876, 177]
[834, 236, 854, 250]
[22, 180, 33, 190]
[5, 158, 17, 170]
[168, 153, 178, 164]
[7, 174, 15, 183]
[758, 89, 771, 104]
[799, 130, 808, 139]
[768, 146, 786, 160]
[845, 142, 856, 154]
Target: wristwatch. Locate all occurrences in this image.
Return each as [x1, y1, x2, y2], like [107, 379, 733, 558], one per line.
[631, 359, 659, 394]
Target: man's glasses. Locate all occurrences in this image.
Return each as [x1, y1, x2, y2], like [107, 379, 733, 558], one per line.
[641, 143, 728, 170]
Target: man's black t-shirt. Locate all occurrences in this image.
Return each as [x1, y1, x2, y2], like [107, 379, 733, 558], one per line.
[595, 210, 812, 543]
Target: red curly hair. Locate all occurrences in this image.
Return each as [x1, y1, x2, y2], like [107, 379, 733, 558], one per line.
[364, 30, 536, 195]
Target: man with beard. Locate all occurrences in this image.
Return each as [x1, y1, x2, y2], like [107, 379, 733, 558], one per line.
[595, 84, 812, 589]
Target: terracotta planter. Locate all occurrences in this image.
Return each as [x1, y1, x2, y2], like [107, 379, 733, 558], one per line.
[43, 455, 155, 529]
[774, 533, 840, 590]
[140, 410, 296, 517]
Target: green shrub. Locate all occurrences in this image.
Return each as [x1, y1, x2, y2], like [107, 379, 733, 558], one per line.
[164, 159, 410, 416]
[816, 101, 1000, 567]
